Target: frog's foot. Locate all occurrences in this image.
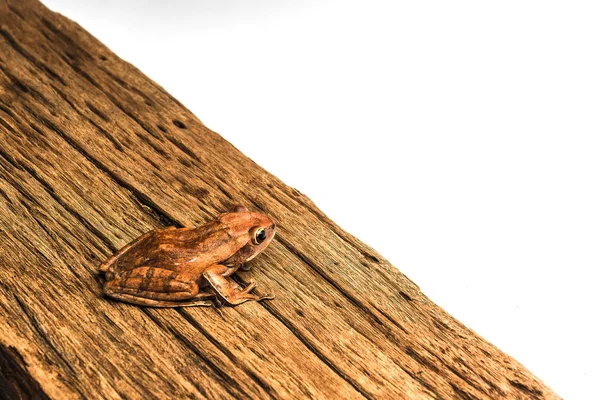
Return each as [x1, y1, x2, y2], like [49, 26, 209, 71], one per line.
[203, 264, 274, 306]
[103, 266, 214, 307]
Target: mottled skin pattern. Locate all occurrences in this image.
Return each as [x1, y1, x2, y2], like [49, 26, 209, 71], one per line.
[100, 205, 276, 307]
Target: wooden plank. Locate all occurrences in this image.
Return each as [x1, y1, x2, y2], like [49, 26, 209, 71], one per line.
[0, 0, 559, 398]
[0, 33, 361, 400]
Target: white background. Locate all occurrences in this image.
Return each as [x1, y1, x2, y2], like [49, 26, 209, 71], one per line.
[42, 1, 600, 398]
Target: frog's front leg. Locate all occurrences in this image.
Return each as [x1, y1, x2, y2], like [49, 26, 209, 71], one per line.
[104, 266, 214, 307]
[203, 264, 273, 305]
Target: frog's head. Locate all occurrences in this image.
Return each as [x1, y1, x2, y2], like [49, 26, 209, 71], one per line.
[219, 205, 276, 262]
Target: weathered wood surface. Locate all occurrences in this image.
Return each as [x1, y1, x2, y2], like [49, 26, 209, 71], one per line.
[0, 1, 559, 398]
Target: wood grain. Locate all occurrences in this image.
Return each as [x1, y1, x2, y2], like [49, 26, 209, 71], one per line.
[0, 0, 560, 398]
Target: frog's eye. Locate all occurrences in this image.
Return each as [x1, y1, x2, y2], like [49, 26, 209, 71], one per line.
[251, 227, 267, 245]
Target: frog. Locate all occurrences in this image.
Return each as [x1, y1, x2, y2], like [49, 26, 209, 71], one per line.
[99, 205, 276, 307]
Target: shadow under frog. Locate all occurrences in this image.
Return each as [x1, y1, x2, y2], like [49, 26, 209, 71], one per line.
[100, 205, 275, 307]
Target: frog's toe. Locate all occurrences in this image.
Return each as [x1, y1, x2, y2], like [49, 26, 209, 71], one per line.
[239, 279, 257, 294]
[259, 293, 275, 301]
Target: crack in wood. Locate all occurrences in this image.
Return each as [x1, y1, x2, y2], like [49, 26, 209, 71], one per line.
[0, 63, 51, 108]
[164, 134, 199, 161]
[4, 2, 25, 21]
[370, 303, 410, 335]
[12, 294, 86, 399]
[0, 344, 50, 400]
[277, 235, 386, 327]
[0, 27, 66, 86]
[85, 116, 125, 152]
[0, 115, 117, 253]
[508, 378, 544, 399]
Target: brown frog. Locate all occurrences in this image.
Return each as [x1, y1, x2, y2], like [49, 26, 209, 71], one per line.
[100, 205, 275, 307]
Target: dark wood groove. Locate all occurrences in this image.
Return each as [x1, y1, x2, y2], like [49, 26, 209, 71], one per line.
[0, 344, 50, 400]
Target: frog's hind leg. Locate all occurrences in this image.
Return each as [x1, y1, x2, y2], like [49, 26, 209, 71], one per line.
[99, 230, 156, 274]
[105, 292, 214, 308]
[99, 227, 179, 276]
[103, 266, 215, 307]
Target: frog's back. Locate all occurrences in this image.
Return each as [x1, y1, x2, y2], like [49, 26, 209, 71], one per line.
[110, 221, 233, 273]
